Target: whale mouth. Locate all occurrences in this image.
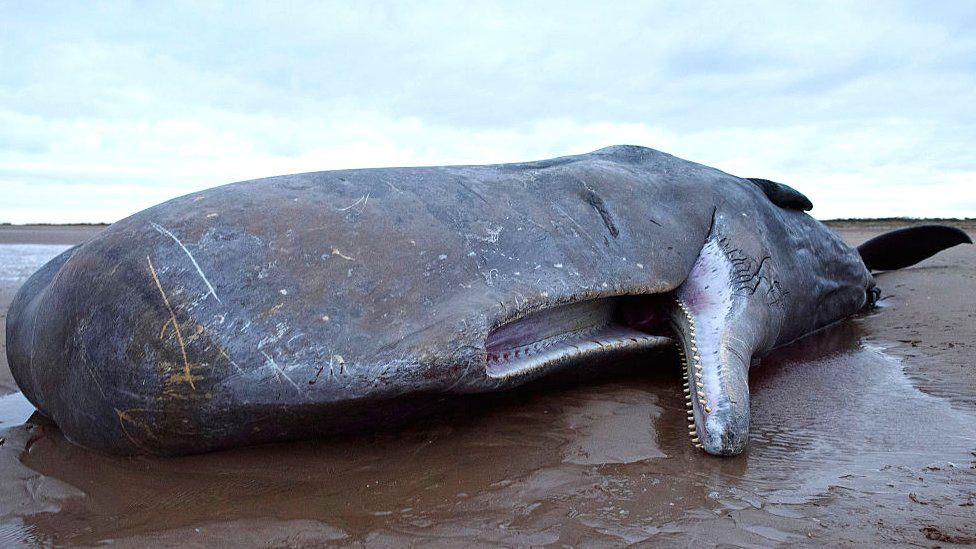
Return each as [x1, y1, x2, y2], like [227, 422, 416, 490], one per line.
[485, 295, 674, 379]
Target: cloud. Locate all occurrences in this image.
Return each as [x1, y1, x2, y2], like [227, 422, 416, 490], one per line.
[1, 1, 974, 222]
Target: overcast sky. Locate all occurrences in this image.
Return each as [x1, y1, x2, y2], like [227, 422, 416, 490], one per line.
[1, 1, 974, 222]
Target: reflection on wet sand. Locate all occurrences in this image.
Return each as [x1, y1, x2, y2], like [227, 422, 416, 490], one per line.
[2, 319, 974, 546]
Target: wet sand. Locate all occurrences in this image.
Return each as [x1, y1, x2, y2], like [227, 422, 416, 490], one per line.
[1, 223, 974, 547]
[0, 225, 107, 245]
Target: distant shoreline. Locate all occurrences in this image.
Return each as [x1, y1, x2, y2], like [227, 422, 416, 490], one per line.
[822, 218, 976, 230]
[0, 224, 108, 245]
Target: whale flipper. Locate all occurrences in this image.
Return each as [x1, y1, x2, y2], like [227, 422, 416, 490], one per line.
[857, 225, 972, 272]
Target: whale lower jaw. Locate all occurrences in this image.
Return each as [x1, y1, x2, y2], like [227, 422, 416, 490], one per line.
[484, 296, 673, 379]
[486, 323, 672, 379]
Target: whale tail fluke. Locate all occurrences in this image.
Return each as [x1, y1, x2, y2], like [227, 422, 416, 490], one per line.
[857, 225, 972, 272]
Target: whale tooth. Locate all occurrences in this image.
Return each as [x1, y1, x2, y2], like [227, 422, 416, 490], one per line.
[704, 406, 712, 413]
[691, 437, 700, 444]
[697, 391, 706, 398]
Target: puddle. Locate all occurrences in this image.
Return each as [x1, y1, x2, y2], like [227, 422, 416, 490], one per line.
[0, 393, 34, 427]
[0, 245, 71, 283]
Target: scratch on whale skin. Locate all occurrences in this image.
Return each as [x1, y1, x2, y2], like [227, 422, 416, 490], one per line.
[147, 256, 196, 390]
[150, 221, 221, 303]
[78, 335, 109, 400]
[115, 408, 158, 453]
[336, 193, 370, 212]
[331, 248, 355, 261]
[261, 350, 304, 395]
[218, 348, 246, 375]
[159, 317, 174, 340]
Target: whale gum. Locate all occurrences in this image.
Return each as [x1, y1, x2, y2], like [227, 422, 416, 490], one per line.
[1, 223, 975, 546]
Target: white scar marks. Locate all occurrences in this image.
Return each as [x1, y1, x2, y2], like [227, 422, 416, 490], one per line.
[261, 350, 304, 395]
[150, 222, 221, 303]
[336, 193, 370, 212]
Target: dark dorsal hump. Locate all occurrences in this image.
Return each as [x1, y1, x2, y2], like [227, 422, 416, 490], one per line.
[747, 178, 814, 211]
[857, 224, 972, 272]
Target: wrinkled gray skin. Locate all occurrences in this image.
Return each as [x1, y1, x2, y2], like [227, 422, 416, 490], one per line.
[6, 146, 872, 456]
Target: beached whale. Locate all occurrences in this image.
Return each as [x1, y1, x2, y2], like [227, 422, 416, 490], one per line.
[5, 145, 970, 456]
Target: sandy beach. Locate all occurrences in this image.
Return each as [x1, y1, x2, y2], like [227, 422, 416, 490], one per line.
[1, 222, 973, 546]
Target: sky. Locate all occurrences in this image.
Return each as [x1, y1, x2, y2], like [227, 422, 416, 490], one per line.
[1, 1, 974, 223]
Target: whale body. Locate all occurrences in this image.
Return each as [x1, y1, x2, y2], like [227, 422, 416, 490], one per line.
[5, 145, 970, 456]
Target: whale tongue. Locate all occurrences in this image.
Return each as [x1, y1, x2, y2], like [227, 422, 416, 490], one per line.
[671, 237, 769, 456]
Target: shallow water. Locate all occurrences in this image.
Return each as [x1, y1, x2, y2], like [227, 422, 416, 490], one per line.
[1, 317, 973, 546]
[0, 393, 34, 428]
[0, 244, 70, 283]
